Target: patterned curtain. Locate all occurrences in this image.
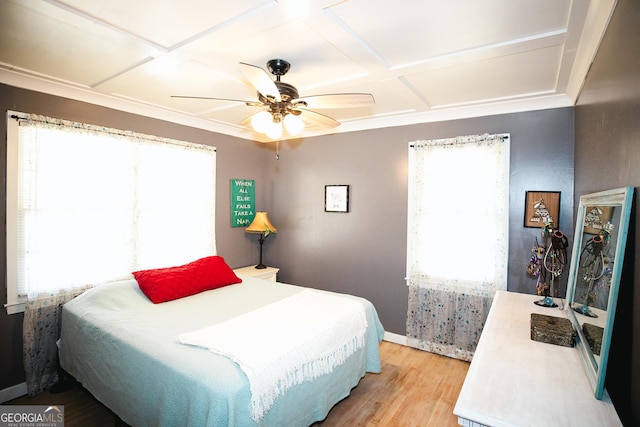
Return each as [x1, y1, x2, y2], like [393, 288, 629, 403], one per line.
[406, 133, 510, 361]
[22, 287, 90, 395]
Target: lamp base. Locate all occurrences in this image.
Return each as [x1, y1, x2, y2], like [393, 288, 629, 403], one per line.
[255, 263, 267, 269]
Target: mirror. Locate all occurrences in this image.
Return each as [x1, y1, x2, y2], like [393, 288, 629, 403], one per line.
[565, 187, 633, 399]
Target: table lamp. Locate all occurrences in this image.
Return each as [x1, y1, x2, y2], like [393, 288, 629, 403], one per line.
[245, 212, 277, 269]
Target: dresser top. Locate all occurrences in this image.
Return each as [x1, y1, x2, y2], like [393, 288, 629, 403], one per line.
[454, 291, 621, 427]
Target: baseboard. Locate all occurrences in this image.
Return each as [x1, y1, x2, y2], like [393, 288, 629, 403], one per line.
[0, 382, 27, 403]
[383, 331, 407, 346]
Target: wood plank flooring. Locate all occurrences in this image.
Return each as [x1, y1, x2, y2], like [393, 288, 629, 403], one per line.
[314, 341, 469, 426]
[6, 383, 115, 427]
[7, 341, 469, 426]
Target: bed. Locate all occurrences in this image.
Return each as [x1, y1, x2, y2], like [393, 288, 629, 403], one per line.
[59, 258, 384, 427]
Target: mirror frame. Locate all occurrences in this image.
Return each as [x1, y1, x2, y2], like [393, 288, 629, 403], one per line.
[565, 186, 634, 399]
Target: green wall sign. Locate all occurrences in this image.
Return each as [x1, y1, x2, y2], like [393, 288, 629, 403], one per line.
[231, 179, 255, 227]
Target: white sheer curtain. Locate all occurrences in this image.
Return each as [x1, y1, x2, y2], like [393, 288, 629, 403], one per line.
[406, 133, 509, 361]
[9, 113, 216, 394]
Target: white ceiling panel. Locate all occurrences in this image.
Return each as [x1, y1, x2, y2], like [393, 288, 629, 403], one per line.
[0, 0, 155, 86]
[407, 45, 564, 108]
[311, 78, 426, 121]
[198, 20, 371, 92]
[0, 0, 617, 142]
[48, 0, 269, 48]
[327, 0, 572, 68]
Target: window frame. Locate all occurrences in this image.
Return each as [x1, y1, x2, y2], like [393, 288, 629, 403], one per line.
[5, 111, 217, 314]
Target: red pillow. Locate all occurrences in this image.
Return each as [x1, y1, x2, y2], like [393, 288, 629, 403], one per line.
[132, 256, 242, 303]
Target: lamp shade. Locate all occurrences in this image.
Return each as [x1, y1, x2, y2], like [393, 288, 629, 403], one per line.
[245, 212, 277, 234]
[284, 113, 304, 136]
[251, 111, 273, 133]
[265, 121, 283, 139]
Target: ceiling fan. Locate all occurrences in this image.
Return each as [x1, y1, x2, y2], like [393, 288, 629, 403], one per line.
[172, 59, 375, 139]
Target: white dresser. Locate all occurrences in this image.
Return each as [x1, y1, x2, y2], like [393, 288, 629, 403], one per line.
[454, 291, 621, 427]
[233, 265, 279, 282]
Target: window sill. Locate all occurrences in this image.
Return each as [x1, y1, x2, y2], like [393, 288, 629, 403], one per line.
[5, 302, 26, 315]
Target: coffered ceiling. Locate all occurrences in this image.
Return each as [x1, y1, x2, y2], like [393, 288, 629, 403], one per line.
[0, 0, 617, 142]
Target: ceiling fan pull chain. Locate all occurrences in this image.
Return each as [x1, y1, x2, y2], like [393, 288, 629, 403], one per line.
[275, 140, 280, 160]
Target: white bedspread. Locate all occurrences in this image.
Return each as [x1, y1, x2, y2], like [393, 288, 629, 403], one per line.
[60, 277, 384, 426]
[177, 289, 368, 421]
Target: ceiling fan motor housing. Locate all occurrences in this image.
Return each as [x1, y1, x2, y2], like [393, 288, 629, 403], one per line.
[267, 59, 291, 77]
[257, 60, 302, 119]
[258, 80, 302, 122]
[274, 81, 298, 101]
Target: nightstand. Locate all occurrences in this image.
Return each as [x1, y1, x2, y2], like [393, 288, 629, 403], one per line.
[233, 265, 279, 282]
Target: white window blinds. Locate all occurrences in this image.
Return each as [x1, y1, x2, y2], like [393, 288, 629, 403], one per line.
[407, 133, 510, 295]
[6, 112, 217, 311]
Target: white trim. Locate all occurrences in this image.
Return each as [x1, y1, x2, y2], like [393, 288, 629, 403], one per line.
[0, 68, 246, 139]
[4, 302, 26, 315]
[383, 331, 407, 346]
[565, 0, 619, 102]
[1, 67, 572, 144]
[0, 382, 27, 404]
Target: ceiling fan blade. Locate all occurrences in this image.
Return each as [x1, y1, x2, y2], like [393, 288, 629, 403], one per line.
[296, 108, 341, 128]
[171, 95, 262, 107]
[294, 93, 374, 109]
[240, 62, 281, 102]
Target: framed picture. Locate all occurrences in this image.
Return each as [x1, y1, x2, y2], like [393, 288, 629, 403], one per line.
[584, 205, 613, 235]
[524, 191, 561, 228]
[325, 185, 349, 213]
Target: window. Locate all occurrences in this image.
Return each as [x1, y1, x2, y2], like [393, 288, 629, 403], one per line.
[406, 133, 509, 360]
[6, 112, 217, 314]
[407, 134, 510, 289]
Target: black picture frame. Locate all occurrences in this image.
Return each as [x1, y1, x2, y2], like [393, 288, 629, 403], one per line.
[325, 185, 349, 213]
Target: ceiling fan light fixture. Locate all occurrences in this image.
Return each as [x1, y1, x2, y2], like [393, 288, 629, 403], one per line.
[266, 120, 283, 139]
[284, 113, 304, 136]
[175, 59, 374, 139]
[251, 111, 273, 133]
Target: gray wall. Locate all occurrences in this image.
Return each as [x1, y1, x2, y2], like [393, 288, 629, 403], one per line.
[266, 108, 575, 335]
[0, 83, 272, 390]
[574, 0, 640, 424]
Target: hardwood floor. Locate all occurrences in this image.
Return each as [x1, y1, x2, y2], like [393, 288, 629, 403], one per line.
[6, 383, 116, 427]
[7, 341, 469, 426]
[314, 341, 469, 426]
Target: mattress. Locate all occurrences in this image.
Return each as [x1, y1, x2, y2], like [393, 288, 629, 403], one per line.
[59, 275, 384, 426]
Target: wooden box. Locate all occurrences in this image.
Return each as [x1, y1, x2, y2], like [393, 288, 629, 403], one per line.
[582, 323, 604, 355]
[530, 313, 576, 347]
